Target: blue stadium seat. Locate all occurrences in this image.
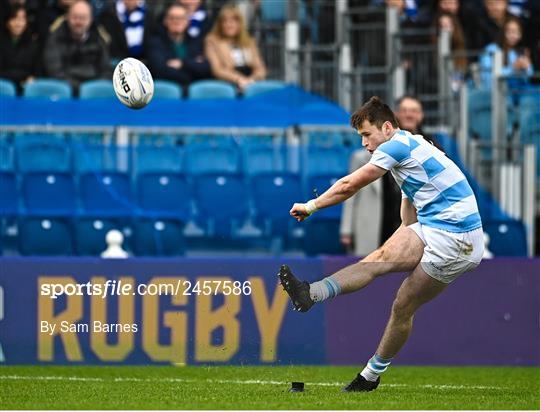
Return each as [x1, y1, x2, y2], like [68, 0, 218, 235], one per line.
[306, 175, 342, 218]
[18, 218, 73, 255]
[468, 89, 492, 141]
[250, 172, 302, 235]
[23, 79, 72, 100]
[184, 134, 236, 147]
[260, 0, 307, 22]
[74, 218, 120, 256]
[305, 131, 349, 147]
[72, 143, 126, 172]
[243, 144, 286, 175]
[303, 146, 349, 177]
[303, 219, 344, 256]
[0, 78, 16, 96]
[483, 219, 528, 257]
[135, 145, 183, 174]
[188, 80, 236, 99]
[136, 173, 191, 220]
[133, 219, 185, 256]
[16, 140, 71, 172]
[302, 174, 344, 256]
[0, 141, 14, 171]
[22, 173, 76, 216]
[0, 172, 17, 216]
[184, 145, 240, 175]
[193, 174, 249, 236]
[79, 80, 116, 99]
[153, 80, 182, 99]
[244, 80, 287, 97]
[80, 172, 133, 217]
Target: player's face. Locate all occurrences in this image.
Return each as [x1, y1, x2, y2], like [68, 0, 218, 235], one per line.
[357, 120, 393, 154]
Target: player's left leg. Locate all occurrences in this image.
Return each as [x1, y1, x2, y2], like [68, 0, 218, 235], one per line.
[343, 263, 447, 392]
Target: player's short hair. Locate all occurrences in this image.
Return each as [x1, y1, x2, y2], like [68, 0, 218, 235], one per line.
[350, 96, 400, 130]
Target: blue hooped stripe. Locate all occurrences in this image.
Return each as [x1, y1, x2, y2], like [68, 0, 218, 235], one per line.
[419, 179, 475, 218]
[378, 140, 411, 164]
[402, 175, 425, 200]
[422, 156, 446, 179]
[419, 212, 483, 233]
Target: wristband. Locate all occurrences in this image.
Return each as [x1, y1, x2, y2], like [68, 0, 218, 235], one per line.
[305, 199, 319, 215]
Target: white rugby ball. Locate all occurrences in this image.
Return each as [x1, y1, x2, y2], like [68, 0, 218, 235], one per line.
[113, 58, 154, 109]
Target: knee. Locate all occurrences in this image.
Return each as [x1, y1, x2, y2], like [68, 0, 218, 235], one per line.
[391, 296, 415, 321]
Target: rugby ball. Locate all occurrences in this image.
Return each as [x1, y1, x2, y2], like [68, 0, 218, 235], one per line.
[113, 58, 154, 109]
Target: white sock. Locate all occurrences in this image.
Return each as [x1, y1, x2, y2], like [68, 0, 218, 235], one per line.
[309, 276, 342, 302]
[360, 354, 392, 382]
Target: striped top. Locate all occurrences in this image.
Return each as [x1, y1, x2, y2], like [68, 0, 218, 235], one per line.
[369, 130, 482, 233]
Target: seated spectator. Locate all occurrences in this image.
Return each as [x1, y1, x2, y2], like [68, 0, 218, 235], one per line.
[99, 0, 154, 61]
[479, 15, 533, 89]
[204, 3, 266, 92]
[0, 0, 41, 41]
[43, 0, 110, 93]
[0, 5, 40, 93]
[146, 3, 211, 88]
[433, 10, 468, 91]
[462, 0, 510, 51]
[38, 0, 75, 43]
[176, 0, 212, 39]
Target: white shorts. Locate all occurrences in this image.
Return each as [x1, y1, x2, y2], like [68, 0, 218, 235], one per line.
[409, 222, 484, 284]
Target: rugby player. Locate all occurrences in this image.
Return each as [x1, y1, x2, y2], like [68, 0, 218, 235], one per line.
[279, 96, 484, 392]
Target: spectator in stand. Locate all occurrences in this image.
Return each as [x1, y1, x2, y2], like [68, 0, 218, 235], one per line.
[0, 0, 42, 40]
[462, 0, 511, 51]
[204, 3, 266, 92]
[433, 10, 468, 90]
[38, 0, 76, 43]
[99, 0, 155, 62]
[479, 15, 533, 89]
[0, 5, 40, 93]
[146, 3, 211, 88]
[43, 0, 110, 93]
[176, 0, 211, 39]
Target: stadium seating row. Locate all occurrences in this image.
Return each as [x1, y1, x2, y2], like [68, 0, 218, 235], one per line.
[0, 140, 352, 176]
[0, 78, 287, 100]
[0, 171, 344, 256]
[467, 87, 540, 177]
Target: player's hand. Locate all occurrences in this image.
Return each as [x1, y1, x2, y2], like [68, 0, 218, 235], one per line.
[290, 203, 310, 222]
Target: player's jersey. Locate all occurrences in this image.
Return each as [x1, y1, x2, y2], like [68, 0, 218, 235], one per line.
[369, 130, 482, 233]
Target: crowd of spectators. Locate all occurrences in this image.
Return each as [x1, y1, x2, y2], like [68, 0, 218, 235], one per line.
[0, 0, 537, 97]
[0, 0, 268, 95]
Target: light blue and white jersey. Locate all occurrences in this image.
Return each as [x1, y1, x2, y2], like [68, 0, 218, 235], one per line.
[369, 130, 482, 233]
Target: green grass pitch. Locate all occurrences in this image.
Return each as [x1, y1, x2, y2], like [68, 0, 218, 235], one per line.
[1, 365, 538, 409]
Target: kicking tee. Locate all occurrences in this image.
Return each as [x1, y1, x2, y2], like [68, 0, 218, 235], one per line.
[369, 130, 482, 233]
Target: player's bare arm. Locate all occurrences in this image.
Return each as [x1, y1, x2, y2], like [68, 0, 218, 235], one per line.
[400, 197, 418, 226]
[289, 163, 387, 222]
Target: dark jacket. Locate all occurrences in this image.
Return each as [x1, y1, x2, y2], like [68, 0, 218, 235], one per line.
[0, 31, 40, 92]
[146, 26, 211, 86]
[43, 20, 111, 91]
[98, 2, 155, 61]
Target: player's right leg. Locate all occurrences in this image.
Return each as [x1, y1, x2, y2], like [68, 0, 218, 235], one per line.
[279, 224, 425, 311]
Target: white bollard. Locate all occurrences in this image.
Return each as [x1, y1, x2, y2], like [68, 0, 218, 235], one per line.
[101, 230, 129, 259]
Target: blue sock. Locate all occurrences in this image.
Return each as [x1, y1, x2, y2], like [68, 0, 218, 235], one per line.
[309, 276, 342, 302]
[360, 354, 393, 382]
